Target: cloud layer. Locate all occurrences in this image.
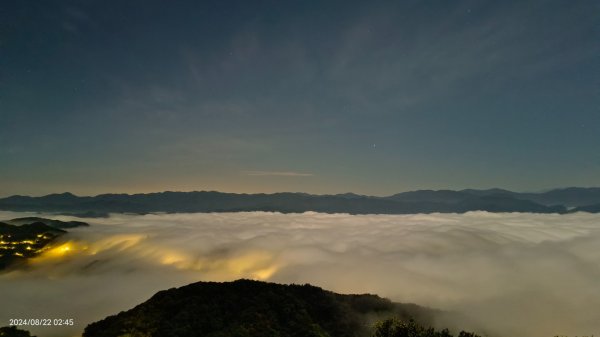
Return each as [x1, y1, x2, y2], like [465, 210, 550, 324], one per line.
[1, 211, 600, 337]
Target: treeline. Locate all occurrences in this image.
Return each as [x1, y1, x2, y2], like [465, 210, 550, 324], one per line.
[373, 318, 480, 337]
[0, 326, 36, 337]
[1, 319, 481, 337]
[82, 279, 478, 337]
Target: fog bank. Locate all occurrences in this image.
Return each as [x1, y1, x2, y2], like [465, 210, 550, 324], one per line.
[1, 211, 599, 337]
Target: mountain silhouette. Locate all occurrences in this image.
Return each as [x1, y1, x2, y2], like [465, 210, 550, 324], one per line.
[83, 279, 439, 337]
[1, 188, 599, 215]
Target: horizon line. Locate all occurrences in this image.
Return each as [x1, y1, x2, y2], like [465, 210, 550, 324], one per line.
[2, 186, 599, 199]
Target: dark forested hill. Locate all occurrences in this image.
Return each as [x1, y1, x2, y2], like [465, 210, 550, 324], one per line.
[3, 187, 599, 215]
[5, 217, 89, 229]
[83, 279, 438, 337]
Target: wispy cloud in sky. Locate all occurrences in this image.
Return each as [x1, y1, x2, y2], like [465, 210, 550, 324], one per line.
[242, 171, 314, 177]
[1, 1, 598, 196]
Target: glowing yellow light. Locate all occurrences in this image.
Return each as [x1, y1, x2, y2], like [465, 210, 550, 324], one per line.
[14, 252, 23, 257]
[92, 234, 144, 251]
[160, 252, 187, 266]
[252, 265, 279, 280]
[30, 236, 137, 264]
[155, 248, 280, 281]
[33, 242, 76, 260]
[200, 251, 281, 280]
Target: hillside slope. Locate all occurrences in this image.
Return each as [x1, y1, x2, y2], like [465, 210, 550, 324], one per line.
[83, 279, 437, 337]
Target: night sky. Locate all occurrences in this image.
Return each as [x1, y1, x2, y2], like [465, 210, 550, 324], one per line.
[1, 0, 599, 197]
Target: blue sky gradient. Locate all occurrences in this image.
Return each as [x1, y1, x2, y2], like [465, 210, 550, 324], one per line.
[1, 0, 599, 196]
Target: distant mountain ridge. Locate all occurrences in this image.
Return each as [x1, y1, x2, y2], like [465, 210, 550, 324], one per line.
[1, 187, 599, 215]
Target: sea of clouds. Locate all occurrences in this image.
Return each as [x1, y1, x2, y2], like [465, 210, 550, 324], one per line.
[1, 210, 599, 337]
